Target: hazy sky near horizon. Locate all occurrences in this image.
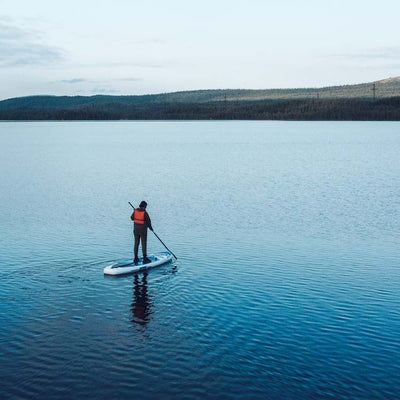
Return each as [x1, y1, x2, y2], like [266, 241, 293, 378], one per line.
[1, 0, 399, 99]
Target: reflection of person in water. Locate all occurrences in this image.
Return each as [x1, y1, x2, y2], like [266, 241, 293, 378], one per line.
[131, 273, 153, 327]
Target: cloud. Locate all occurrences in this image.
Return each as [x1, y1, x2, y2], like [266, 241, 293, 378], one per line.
[116, 77, 141, 82]
[133, 39, 165, 45]
[53, 77, 141, 85]
[92, 87, 121, 94]
[338, 46, 400, 61]
[73, 61, 163, 69]
[60, 78, 89, 84]
[0, 18, 64, 67]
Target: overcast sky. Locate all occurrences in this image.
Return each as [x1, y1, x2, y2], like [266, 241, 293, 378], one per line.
[1, 0, 399, 99]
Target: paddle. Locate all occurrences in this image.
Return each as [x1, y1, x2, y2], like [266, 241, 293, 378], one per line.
[128, 202, 178, 260]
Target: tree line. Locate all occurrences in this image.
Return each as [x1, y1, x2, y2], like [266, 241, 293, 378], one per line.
[0, 97, 399, 121]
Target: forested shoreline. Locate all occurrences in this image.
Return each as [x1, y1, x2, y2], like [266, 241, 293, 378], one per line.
[0, 97, 399, 121]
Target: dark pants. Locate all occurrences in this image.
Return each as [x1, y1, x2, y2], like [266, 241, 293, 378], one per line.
[134, 226, 148, 259]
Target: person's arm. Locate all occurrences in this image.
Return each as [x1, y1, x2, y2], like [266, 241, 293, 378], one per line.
[145, 212, 153, 231]
[130, 210, 135, 221]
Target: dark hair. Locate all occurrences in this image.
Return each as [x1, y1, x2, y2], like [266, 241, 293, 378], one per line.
[139, 201, 147, 208]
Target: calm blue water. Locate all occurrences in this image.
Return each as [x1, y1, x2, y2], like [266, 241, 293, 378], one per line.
[0, 121, 399, 399]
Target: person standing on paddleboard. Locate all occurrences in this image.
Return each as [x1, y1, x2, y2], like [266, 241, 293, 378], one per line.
[131, 201, 153, 264]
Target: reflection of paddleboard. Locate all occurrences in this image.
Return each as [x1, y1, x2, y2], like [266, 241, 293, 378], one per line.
[103, 251, 173, 276]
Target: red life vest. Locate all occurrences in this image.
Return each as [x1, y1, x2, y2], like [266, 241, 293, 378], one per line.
[134, 210, 145, 225]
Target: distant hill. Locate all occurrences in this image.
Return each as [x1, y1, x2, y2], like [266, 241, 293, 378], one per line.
[1, 77, 400, 121]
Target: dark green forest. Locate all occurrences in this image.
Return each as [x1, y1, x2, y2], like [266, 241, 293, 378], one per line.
[0, 97, 399, 121]
[1, 78, 400, 120]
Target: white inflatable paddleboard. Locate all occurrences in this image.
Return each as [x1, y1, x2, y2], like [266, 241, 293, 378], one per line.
[104, 251, 173, 276]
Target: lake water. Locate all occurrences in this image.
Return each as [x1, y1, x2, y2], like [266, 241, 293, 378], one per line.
[0, 121, 399, 399]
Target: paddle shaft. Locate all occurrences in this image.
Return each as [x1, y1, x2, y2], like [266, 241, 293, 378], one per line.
[151, 230, 178, 260]
[128, 202, 178, 260]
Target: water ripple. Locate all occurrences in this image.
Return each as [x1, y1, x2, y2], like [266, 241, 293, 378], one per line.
[1, 121, 400, 400]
